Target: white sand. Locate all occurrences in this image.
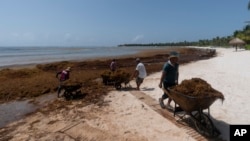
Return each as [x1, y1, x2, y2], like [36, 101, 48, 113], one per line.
[180, 48, 250, 140]
[138, 47, 250, 141]
[1, 47, 249, 141]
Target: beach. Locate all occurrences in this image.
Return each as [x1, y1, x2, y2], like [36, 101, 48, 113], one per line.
[0, 47, 211, 104]
[137, 47, 250, 141]
[0, 47, 249, 141]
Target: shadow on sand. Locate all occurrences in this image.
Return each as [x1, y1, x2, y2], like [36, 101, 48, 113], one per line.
[117, 86, 155, 92]
[172, 110, 229, 141]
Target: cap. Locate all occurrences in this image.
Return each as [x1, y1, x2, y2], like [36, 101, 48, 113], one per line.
[169, 51, 179, 59]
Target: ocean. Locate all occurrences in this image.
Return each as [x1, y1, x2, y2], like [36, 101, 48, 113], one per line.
[0, 46, 165, 68]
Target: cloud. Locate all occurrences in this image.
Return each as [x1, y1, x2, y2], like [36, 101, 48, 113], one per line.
[10, 32, 35, 41]
[132, 34, 144, 42]
[64, 33, 73, 41]
[64, 33, 82, 42]
[23, 32, 35, 41]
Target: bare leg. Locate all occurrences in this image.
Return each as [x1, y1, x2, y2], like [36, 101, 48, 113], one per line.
[57, 81, 63, 98]
[166, 98, 172, 108]
[136, 82, 141, 90]
[136, 78, 142, 90]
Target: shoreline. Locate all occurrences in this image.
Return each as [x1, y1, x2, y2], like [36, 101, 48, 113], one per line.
[0, 47, 177, 70]
[0, 46, 213, 70]
[0, 48, 158, 70]
[0, 47, 219, 140]
[0, 47, 216, 104]
[1, 47, 249, 141]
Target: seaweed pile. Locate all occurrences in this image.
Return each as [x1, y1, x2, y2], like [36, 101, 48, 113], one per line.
[101, 69, 130, 86]
[172, 78, 224, 100]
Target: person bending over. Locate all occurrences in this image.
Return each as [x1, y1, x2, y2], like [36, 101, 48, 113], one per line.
[56, 67, 71, 97]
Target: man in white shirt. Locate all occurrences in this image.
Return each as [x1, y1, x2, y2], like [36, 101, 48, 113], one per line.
[132, 58, 147, 90]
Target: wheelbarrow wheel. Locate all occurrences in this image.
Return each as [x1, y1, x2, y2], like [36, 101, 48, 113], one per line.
[115, 83, 121, 90]
[64, 91, 73, 100]
[193, 112, 216, 137]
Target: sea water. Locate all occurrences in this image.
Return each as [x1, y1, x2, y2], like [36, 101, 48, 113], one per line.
[0, 45, 165, 128]
[0, 46, 163, 68]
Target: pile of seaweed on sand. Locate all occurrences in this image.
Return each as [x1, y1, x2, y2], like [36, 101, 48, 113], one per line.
[101, 69, 130, 86]
[172, 78, 224, 100]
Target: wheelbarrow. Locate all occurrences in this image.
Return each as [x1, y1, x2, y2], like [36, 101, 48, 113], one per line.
[163, 87, 222, 137]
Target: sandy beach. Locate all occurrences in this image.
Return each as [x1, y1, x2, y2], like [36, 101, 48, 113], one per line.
[137, 47, 250, 141]
[0, 47, 249, 141]
[180, 48, 250, 140]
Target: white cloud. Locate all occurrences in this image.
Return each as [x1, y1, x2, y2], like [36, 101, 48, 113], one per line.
[64, 33, 72, 41]
[23, 32, 35, 41]
[10, 32, 20, 38]
[10, 32, 35, 41]
[132, 34, 144, 42]
[64, 33, 82, 42]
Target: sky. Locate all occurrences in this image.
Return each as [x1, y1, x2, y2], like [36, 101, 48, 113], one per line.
[0, 0, 249, 47]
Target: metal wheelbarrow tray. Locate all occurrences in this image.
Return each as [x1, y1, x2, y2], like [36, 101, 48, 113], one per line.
[163, 88, 223, 137]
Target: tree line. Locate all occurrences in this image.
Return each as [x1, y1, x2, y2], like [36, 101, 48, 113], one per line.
[118, 36, 232, 47]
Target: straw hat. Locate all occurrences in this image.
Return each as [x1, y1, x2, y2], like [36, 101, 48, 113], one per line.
[66, 67, 71, 71]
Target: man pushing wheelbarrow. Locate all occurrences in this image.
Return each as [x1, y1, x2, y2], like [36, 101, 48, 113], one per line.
[158, 51, 225, 137]
[158, 51, 179, 110]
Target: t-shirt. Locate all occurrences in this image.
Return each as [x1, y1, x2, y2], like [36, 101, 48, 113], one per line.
[163, 61, 179, 84]
[110, 61, 116, 71]
[59, 70, 70, 81]
[136, 62, 147, 78]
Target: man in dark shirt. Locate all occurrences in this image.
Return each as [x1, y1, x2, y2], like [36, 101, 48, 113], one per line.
[159, 52, 179, 109]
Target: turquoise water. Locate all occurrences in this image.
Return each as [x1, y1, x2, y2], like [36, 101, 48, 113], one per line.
[0, 46, 164, 68]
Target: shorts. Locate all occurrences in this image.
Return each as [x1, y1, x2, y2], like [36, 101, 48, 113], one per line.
[162, 82, 176, 99]
[136, 77, 144, 84]
[163, 82, 176, 89]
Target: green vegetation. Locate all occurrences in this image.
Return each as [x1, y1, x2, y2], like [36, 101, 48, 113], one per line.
[245, 44, 250, 50]
[233, 25, 250, 44]
[118, 36, 232, 47]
